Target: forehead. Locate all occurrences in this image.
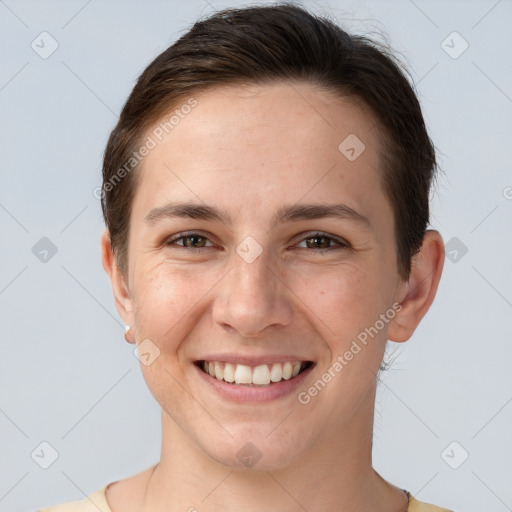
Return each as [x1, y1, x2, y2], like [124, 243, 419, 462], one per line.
[132, 81, 388, 227]
[148, 81, 381, 161]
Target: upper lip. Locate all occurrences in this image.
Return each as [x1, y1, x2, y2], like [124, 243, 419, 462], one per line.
[195, 354, 315, 366]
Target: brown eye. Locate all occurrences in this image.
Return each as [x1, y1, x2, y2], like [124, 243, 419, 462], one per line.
[166, 233, 213, 251]
[296, 232, 349, 252]
[181, 235, 207, 248]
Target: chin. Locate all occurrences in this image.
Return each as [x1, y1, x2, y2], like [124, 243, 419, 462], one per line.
[200, 429, 311, 472]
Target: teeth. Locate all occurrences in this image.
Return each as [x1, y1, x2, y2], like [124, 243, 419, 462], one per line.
[200, 360, 309, 386]
[282, 362, 293, 380]
[252, 364, 271, 385]
[214, 362, 223, 381]
[234, 364, 253, 384]
[223, 362, 235, 383]
[270, 363, 282, 382]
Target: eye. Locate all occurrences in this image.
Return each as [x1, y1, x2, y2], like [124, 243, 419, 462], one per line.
[165, 231, 349, 254]
[166, 232, 214, 252]
[294, 232, 350, 252]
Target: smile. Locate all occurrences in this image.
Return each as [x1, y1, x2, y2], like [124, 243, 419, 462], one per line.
[195, 360, 314, 386]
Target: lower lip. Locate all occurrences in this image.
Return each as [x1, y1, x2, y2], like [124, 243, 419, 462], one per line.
[194, 363, 315, 402]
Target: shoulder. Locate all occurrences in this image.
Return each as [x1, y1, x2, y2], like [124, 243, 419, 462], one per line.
[36, 465, 156, 512]
[36, 483, 112, 512]
[408, 493, 454, 512]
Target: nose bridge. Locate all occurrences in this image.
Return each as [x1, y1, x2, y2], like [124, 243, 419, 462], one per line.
[213, 239, 290, 336]
[233, 246, 273, 296]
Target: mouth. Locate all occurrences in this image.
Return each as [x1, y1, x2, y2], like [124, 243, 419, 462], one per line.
[194, 360, 315, 386]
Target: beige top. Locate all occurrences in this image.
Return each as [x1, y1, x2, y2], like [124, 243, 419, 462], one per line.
[36, 482, 454, 511]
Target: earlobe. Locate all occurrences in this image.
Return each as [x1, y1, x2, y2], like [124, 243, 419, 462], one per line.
[387, 229, 445, 343]
[100, 230, 134, 326]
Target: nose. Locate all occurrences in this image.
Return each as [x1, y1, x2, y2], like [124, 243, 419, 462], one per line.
[212, 247, 293, 338]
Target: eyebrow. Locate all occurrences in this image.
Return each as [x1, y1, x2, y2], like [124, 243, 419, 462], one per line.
[144, 201, 371, 230]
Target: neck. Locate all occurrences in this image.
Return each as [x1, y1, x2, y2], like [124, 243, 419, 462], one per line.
[141, 386, 408, 512]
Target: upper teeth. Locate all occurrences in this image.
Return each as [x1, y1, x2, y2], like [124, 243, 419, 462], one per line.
[202, 361, 305, 385]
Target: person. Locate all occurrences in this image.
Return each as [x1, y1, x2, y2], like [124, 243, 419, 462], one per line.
[37, 3, 452, 511]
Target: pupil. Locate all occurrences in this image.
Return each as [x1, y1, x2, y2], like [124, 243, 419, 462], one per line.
[186, 235, 203, 247]
[309, 236, 327, 249]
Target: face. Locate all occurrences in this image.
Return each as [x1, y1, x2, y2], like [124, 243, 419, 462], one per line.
[116, 82, 407, 469]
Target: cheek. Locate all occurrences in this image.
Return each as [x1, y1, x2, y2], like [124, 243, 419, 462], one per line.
[131, 264, 203, 344]
[130, 250, 393, 355]
[296, 262, 383, 343]
[130, 266, 206, 404]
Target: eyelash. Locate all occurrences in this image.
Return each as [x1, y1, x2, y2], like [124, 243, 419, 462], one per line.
[165, 231, 350, 254]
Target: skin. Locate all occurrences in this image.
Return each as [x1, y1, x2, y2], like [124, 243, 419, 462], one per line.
[101, 81, 444, 512]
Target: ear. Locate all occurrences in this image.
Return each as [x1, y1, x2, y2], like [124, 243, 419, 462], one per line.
[387, 229, 445, 343]
[100, 229, 135, 338]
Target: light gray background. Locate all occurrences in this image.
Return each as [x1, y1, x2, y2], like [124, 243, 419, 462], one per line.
[1, 1, 511, 511]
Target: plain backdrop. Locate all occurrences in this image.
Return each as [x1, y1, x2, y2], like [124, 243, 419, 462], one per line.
[1, 1, 511, 511]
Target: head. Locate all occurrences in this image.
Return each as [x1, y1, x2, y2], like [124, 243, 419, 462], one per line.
[101, 4, 444, 470]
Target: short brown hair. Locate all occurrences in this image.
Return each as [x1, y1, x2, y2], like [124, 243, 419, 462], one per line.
[101, 2, 438, 280]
